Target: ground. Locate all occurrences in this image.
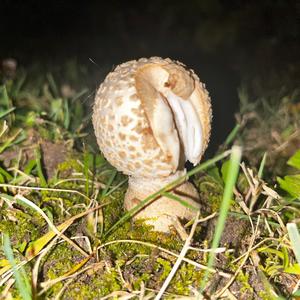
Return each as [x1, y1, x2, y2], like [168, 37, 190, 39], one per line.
[0, 54, 300, 299]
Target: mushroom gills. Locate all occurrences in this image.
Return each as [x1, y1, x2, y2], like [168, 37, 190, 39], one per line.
[151, 92, 180, 171]
[135, 64, 203, 168]
[163, 90, 203, 165]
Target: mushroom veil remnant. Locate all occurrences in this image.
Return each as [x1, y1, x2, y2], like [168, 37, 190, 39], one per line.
[93, 57, 212, 232]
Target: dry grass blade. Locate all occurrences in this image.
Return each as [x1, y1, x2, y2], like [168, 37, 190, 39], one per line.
[32, 236, 62, 296]
[99, 291, 140, 300]
[25, 202, 108, 258]
[0, 183, 92, 202]
[39, 261, 105, 295]
[15, 194, 90, 257]
[96, 239, 230, 278]
[155, 211, 200, 300]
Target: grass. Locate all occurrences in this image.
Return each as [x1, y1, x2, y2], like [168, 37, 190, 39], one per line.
[0, 62, 300, 299]
[3, 234, 32, 300]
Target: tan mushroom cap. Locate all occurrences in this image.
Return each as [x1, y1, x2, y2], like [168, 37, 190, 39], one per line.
[93, 57, 212, 178]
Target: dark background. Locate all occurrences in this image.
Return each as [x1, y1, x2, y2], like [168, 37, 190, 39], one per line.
[1, 0, 299, 152]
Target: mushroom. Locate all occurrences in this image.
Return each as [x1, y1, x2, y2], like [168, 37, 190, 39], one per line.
[93, 57, 212, 232]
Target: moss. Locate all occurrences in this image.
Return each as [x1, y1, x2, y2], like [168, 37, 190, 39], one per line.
[258, 290, 273, 300]
[64, 281, 100, 299]
[42, 243, 81, 297]
[156, 257, 172, 282]
[102, 190, 126, 231]
[37, 125, 56, 141]
[236, 271, 253, 294]
[0, 207, 45, 248]
[56, 158, 83, 175]
[132, 273, 152, 290]
[44, 244, 76, 278]
[225, 251, 255, 297]
[194, 173, 224, 212]
[106, 219, 183, 259]
[62, 268, 122, 299]
[172, 263, 202, 295]
[44, 261, 123, 299]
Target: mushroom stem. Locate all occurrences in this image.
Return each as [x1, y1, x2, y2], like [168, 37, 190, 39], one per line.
[124, 170, 200, 232]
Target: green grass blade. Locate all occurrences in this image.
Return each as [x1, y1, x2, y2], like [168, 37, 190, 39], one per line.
[0, 85, 9, 106]
[101, 170, 117, 198]
[258, 152, 267, 179]
[10, 71, 27, 99]
[71, 88, 89, 102]
[287, 150, 300, 170]
[3, 233, 32, 300]
[0, 193, 15, 201]
[83, 152, 91, 197]
[199, 146, 242, 294]
[46, 73, 59, 98]
[161, 191, 199, 211]
[0, 129, 23, 154]
[63, 98, 70, 129]
[0, 166, 13, 181]
[287, 223, 300, 265]
[24, 159, 37, 175]
[0, 107, 16, 119]
[0, 85, 14, 125]
[224, 124, 240, 146]
[35, 147, 47, 187]
[258, 268, 286, 300]
[293, 290, 300, 297]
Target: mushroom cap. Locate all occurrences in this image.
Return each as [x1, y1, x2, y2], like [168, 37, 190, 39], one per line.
[93, 57, 212, 177]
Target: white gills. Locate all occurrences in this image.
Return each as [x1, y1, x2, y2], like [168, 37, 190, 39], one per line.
[135, 63, 203, 167]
